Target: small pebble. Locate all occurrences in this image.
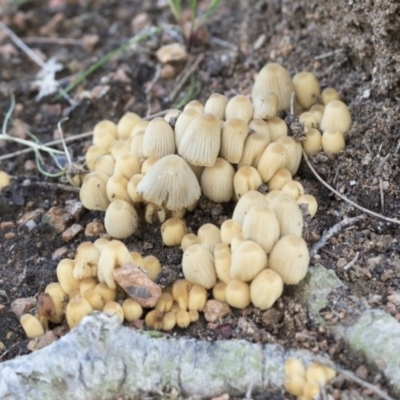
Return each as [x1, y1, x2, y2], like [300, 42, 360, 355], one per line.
[85, 221, 105, 236]
[10, 297, 36, 317]
[62, 223, 83, 241]
[4, 232, 15, 240]
[51, 246, 68, 260]
[25, 220, 37, 231]
[0, 221, 14, 230]
[203, 300, 231, 322]
[22, 179, 31, 186]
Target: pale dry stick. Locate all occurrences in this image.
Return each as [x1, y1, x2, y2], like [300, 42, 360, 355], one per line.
[314, 49, 345, 60]
[145, 65, 162, 118]
[380, 177, 385, 214]
[33, 181, 80, 193]
[302, 150, 400, 225]
[0, 131, 93, 162]
[316, 358, 395, 400]
[22, 37, 83, 46]
[343, 251, 359, 271]
[144, 109, 177, 120]
[311, 216, 364, 258]
[168, 54, 204, 102]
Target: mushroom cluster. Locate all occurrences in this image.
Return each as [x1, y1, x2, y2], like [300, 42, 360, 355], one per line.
[79, 63, 341, 240]
[284, 358, 336, 399]
[20, 62, 352, 338]
[20, 239, 163, 333]
[180, 191, 310, 311]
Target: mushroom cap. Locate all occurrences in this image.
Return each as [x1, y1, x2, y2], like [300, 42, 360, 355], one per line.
[252, 63, 294, 112]
[178, 113, 222, 167]
[137, 154, 201, 211]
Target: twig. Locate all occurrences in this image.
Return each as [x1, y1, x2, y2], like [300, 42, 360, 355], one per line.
[311, 216, 364, 258]
[380, 177, 385, 214]
[143, 109, 176, 120]
[168, 54, 204, 103]
[21, 37, 83, 46]
[302, 150, 400, 225]
[316, 358, 395, 400]
[0, 131, 93, 162]
[32, 181, 80, 193]
[145, 65, 162, 118]
[343, 251, 359, 270]
[314, 49, 345, 60]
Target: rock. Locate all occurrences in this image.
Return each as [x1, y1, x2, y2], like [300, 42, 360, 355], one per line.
[42, 207, 72, 233]
[0, 313, 316, 399]
[64, 200, 84, 220]
[156, 43, 187, 63]
[0, 304, 5, 314]
[62, 223, 83, 241]
[27, 331, 57, 352]
[17, 209, 44, 227]
[262, 308, 282, 326]
[85, 221, 105, 237]
[52, 246, 68, 260]
[203, 300, 231, 322]
[10, 297, 36, 317]
[113, 263, 162, 308]
[0, 221, 14, 230]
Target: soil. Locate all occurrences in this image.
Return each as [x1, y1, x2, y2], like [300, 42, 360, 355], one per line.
[0, 0, 400, 399]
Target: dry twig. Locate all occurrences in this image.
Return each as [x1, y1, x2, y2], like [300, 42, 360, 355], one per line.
[169, 54, 204, 102]
[302, 150, 400, 225]
[0, 131, 93, 162]
[311, 216, 364, 258]
[343, 251, 359, 270]
[316, 358, 395, 400]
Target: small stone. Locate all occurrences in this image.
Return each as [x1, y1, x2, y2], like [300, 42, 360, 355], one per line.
[0, 221, 14, 230]
[62, 223, 83, 241]
[52, 325, 70, 337]
[42, 207, 72, 233]
[52, 246, 68, 260]
[262, 308, 282, 326]
[27, 331, 57, 352]
[156, 43, 187, 63]
[381, 270, 393, 282]
[24, 160, 36, 171]
[203, 300, 231, 322]
[212, 394, 230, 400]
[387, 292, 400, 306]
[129, 319, 144, 330]
[17, 209, 45, 227]
[0, 341, 5, 351]
[82, 34, 99, 52]
[113, 263, 162, 308]
[355, 364, 368, 380]
[85, 221, 105, 236]
[65, 199, 84, 220]
[131, 12, 150, 34]
[10, 297, 36, 317]
[25, 220, 37, 231]
[0, 304, 6, 313]
[4, 232, 15, 240]
[160, 64, 177, 80]
[22, 179, 31, 187]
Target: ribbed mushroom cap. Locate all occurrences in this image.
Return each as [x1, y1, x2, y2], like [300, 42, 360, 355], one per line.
[137, 154, 201, 211]
[292, 71, 320, 109]
[204, 93, 228, 120]
[179, 113, 222, 167]
[143, 117, 176, 158]
[320, 100, 352, 134]
[200, 158, 235, 203]
[104, 200, 138, 239]
[269, 234, 309, 284]
[252, 63, 294, 112]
